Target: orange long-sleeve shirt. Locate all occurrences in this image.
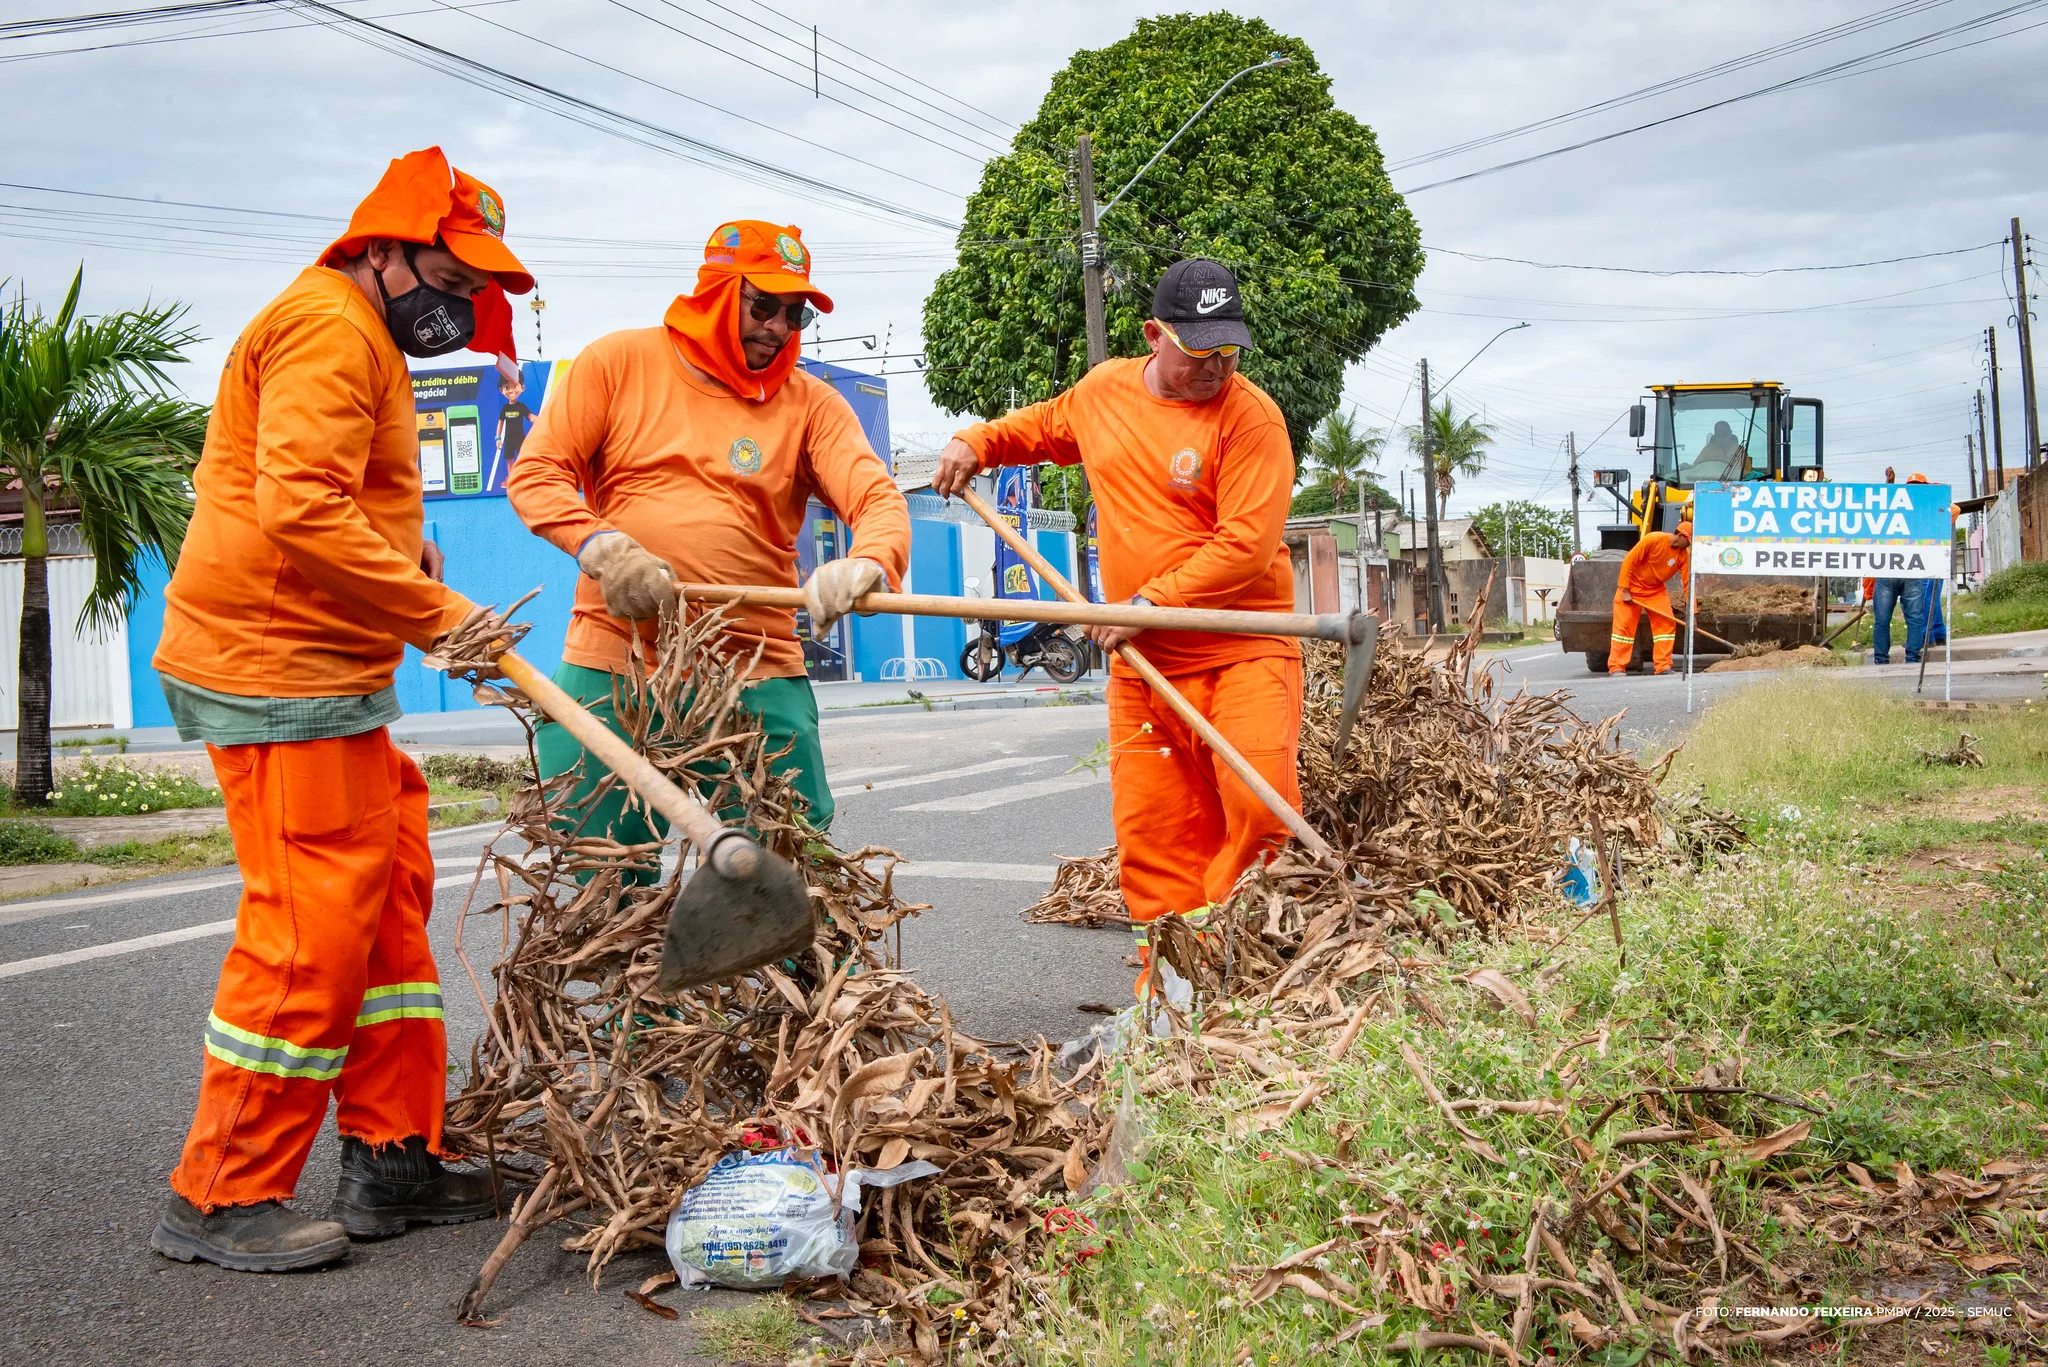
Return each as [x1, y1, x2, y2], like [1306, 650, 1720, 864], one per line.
[957, 357, 1296, 678]
[155, 267, 473, 697]
[506, 326, 910, 677]
[1619, 532, 1690, 601]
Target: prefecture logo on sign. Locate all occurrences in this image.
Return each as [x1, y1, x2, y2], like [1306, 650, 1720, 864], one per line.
[1690, 481, 1952, 578]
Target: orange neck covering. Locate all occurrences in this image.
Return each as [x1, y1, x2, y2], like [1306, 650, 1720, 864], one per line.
[664, 274, 798, 403]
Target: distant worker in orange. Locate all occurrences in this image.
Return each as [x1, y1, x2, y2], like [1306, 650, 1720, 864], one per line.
[1609, 519, 1693, 675]
[149, 148, 532, 1272]
[507, 221, 909, 850]
[930, 259, 1299, 993]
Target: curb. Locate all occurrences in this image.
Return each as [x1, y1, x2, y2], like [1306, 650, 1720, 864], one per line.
[824, 686, 1107, 718]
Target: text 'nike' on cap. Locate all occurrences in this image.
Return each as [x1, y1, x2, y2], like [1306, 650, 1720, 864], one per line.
[1151, 258, 1254, 353]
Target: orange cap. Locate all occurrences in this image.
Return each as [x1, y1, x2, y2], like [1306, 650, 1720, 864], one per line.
[1675, 519, 1693, 537]
[697, 220, 832, 311]
[1906, 472, 1930, 484]
[321, 147, 533, 294]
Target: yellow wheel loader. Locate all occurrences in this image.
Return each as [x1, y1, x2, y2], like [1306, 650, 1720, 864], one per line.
[1557, 382, 1828, 673]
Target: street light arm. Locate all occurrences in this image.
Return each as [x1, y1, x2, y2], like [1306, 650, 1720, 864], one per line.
[1438, 322, 1530, 393]
[1097, 55, 1293, 221]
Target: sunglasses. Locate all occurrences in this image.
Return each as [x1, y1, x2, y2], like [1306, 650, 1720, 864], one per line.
[742, 284, 817, 331]
[1159, 321, 1241, 359]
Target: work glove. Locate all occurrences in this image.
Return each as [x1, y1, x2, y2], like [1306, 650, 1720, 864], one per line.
[577, 532, 676, 621]
[802, 556, 887, 634]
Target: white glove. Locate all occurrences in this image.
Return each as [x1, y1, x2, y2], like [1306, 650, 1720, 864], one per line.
[577, 532, 676, 621]
[802, 556, 887, 634]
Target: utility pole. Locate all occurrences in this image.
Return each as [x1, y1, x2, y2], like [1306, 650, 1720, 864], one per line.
[1989, 327, 2008, 490]
[1076, 134, 1109, 371]
[2014, 218, 2041, 468]
[1968, 433, 1978, 500]
[1978, 389, 1993, 495]
[1420, 358, 1446, 633]
[1567, 431, 1582, 556]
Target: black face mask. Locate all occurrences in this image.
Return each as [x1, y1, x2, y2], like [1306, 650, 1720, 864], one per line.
[377, 242, 476, 357]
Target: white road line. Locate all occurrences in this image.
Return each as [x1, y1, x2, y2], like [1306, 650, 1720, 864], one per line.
[835, 755, 1056, 796]
[0, 826, 512, 927]
[826, 764, 908, 785]
[892, 770, 1106, 813]
[889, 861, 1055, 882]
[0, 870, 489, 980]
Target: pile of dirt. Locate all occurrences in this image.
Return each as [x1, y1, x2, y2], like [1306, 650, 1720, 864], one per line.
[1697, 583, 1815, 615]
[1704, 644, 1844, 672]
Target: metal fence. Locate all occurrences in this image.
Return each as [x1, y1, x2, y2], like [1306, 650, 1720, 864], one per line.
[0, 556, 132, 729]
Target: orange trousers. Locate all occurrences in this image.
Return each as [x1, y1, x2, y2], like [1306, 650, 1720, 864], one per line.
[1608, 593, 1678, 674]
[170, 729, 446, 1212]
[1108, 655, 1304, 925]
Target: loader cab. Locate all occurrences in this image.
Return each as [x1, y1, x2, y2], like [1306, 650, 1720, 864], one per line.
[1638, 382, 1824, 488]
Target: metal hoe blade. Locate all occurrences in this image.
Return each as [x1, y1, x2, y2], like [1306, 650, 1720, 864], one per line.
[656, 831, 816, 992]
[1331, 611, 1379, 765]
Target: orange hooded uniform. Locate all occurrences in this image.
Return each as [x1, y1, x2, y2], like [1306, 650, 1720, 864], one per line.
[156, 149, 532, 1211]
[507, 222, 909, 677]
[1608, 526, 1691, 674]
[956, 358, 1302, 932]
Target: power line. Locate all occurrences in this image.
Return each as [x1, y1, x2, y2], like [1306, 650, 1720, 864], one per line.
[1431, 241, 2004, 277]
[736, 0, 1014, 135]
[1402, 0, 2048, 194]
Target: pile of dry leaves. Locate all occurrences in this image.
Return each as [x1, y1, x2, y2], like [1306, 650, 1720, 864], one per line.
[431, 611, 1109, 1353]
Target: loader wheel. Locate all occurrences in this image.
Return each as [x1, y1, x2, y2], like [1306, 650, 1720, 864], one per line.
[1585, 652, 1608, 674]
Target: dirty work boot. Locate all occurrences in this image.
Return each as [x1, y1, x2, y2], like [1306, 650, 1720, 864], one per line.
[150, 1194, 350, 1272]
[329, 1135, 502, 1239]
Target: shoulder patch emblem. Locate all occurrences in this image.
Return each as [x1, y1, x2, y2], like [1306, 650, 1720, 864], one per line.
[728, 436, 764, 476]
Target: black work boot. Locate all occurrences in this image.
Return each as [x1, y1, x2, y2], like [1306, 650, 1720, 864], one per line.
[150, 1194, 350, 1272]
[329, 1135, 503, 1239]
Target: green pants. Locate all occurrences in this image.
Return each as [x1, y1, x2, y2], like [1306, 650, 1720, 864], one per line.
[535, 664, 834, 884]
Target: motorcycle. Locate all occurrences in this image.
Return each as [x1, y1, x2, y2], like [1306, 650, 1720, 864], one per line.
[959, 616, 1088, 684]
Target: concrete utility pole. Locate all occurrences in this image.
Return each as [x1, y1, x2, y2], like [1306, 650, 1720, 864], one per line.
[1567, 431, 1582, 556]
[1968, 433, 1979, 500]
[1419, 358, 1446, 633]
[1076, 134, 1109, 371]
[1978, 389, 1993, 494]
[1989, 327, 2008, 490]
[2013, 218, 2041, 468]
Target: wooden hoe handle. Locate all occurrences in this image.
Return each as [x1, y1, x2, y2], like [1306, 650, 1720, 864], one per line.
[955, 488, 1333, 861]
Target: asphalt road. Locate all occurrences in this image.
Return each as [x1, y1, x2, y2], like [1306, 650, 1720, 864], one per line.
[4, 650, 2039, 1365]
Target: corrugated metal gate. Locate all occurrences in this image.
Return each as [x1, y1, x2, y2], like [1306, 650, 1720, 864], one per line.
[0, 554, 133, 729]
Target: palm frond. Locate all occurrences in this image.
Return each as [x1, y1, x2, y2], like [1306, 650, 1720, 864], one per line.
[48, 395, 206, 633]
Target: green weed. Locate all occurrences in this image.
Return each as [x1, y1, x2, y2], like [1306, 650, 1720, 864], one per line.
[0, 821, 78, 864]
[690, 1294, 797, 1363]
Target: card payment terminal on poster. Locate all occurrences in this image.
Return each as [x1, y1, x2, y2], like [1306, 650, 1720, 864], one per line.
[446, 404, 482, 495]
[416, 410, 448, 494]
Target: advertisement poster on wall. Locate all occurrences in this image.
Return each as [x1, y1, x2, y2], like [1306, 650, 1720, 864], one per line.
[993, 466, 1041, 605]
[411, 358, 566, 499]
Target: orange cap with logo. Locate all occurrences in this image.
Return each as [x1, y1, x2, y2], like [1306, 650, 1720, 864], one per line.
[695, 220, 832, 310]
[1906, 472, 1930, 484]
[1675, 519, 1693, 538]
[321, 146, 533, 294]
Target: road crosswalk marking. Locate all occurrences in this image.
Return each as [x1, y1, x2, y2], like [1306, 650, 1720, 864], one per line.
[833, 754, 1056, 796]
[892, 770, 1106, 813]
[886, 861, 1056, 882]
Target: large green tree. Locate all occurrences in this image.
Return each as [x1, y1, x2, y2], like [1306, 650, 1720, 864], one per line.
[0, 270, 207, 806]
[922, 12, 1422, 455]
[1469, 500, 1572, 560]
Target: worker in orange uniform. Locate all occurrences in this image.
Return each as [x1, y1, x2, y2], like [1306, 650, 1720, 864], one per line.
[1608, 520, 1693, 675]
[930, 259, 1299, 993]
[149, 148, 530, 1273]
[507, 221, 908, 852]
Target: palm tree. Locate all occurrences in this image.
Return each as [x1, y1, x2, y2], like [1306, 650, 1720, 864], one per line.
[1305, 408, 1384, 510]
[1408, 398, 1496, 512]
[0, 270, 208, 807]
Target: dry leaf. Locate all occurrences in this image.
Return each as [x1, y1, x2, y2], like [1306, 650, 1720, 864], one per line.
[1462, 967, 1537, 1026]
[1958, 1252, 2023, 1273]
[1740, 1119, 1811, 1163]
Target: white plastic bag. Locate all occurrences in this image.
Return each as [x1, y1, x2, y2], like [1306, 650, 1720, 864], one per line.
[665, 1149, 939, 1290]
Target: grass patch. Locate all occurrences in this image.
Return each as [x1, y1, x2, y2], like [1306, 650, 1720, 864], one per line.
[690, 1295, 798, 1364]
[46, 758, 220, 816]
[0, 821, 78, 864]
[1023, 674, 2048, 1364]
[81, 829, 237, 873]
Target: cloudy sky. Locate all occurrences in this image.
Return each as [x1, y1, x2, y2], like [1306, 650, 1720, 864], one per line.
[7, 0, 2045, 530]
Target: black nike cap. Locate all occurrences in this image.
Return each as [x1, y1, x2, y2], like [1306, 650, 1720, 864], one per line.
[1150, 258, 1254, 352]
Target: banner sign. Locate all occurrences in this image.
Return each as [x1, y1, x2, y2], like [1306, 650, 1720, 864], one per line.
[1691, 481, 1952, 578]
[411, 358, 565, 500]
[993, 467, 1042, 603]
[1083, 502, 1102, 604]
